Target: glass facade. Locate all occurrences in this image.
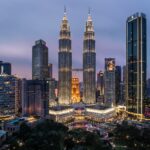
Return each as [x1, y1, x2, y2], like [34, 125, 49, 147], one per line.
[32, 40, 49, 80]
[126, 13, 147, 114]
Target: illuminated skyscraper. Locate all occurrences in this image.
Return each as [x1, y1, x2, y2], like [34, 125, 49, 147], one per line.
[104, 58, 116, 107]
[126, 13, 147, 115]
[58, 9, 72, 105]
[83, 11, 96, 104]
[32, 40, 49, 80]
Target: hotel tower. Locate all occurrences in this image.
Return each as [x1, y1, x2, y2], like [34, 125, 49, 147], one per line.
[58, 9, 72, 105]
[83, 11, 96, 104]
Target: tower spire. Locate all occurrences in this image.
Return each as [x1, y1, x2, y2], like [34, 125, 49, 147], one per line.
[88, 7, 91, 16]
[87, 7, 92, 22]
[64, 6, 66, 16]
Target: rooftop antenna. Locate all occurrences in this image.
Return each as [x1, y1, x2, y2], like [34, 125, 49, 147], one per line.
[64, 6, 67, 15]
[88, 7, 91, 15]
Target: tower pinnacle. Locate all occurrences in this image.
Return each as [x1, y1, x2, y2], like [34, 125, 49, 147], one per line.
[88, 7, 91, 15]
[64, 6, 66, 16]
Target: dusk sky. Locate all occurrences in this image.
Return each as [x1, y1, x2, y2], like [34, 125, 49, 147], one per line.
[0, 0, 149, 80]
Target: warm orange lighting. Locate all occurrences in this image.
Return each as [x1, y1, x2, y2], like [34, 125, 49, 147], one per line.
[71, 77, 80, 104]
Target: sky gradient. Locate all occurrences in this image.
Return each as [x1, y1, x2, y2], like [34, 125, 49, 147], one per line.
[0, 0, 150, 80]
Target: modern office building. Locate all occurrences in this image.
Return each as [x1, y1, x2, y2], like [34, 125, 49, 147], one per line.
[58, 9, 72, 105]
[104, 58, 116, 107]
[15, 78, 22, 116]
[32, 40, 49, 80]
[22, 79, 49, 117]
[49, 78, 57, 101]
[0, 74, 18, 116]
[0, 61, 11, 75]
[126, 13, 147, 115]
[115, 66, 121, 105]
[83, 11, 96, 104]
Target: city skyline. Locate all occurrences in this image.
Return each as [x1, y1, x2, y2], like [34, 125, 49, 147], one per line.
[0, 0, 150, 80]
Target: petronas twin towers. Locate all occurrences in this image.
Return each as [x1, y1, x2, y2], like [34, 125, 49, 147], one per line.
[58, 10, 96, 105]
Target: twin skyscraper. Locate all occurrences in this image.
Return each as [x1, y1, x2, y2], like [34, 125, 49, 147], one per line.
[58, 9, 96, 105]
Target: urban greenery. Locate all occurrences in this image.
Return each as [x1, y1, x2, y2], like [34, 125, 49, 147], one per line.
[112, 121, 150, 150]
[7, 120, 150, 150]
[9, 119, 111, 150]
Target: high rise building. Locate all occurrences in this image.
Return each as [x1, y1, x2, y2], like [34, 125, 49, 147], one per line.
[22, 79, 49, 117]
[58, 9, 72, 105]
[48, 63, 53, 79]
[126, 13, 147, 115]
[122, 65, 126, 103]
[0, 74, 18, 116]
[15, 79, 22, 116]
[104, 58, 116, 107]
[49, 78, 56, 101]
[115, 66, 121, 105]
[32, 40, 49, 80]
[83, 11, 96, 104]
[0, 61, 11, 75]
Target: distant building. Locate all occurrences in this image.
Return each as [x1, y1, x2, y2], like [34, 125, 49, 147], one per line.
[104, 58, 116, 107]
[97, 71, 104, 103]
[32, 39, 49, 80]
[122, 65, 126, 103]
[115, 66, 121, 105]
[48, 63, 53, 79]
[15, 79, 22, 116]
[22, 79, 49, 117]
[83, 11, 96, 104]
[0, 74, 18, 116]
[49, 78, 56, 102]
[147, 79, 150, 98]
[0, 61, 11, 75]
[120, 81, 125, 105]
[126, 13, 147, 115]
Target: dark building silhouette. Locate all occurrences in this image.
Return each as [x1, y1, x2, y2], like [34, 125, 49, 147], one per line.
[0, 61, 11, 75]
[115, 66, 121, 105]
[22, 79, 49, 117]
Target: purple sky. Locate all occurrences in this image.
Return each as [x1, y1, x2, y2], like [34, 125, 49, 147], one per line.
[0, 0, 150, 80]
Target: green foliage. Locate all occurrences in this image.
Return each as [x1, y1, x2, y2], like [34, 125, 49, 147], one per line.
[113, 121, 150, 150]
[9, 120, 112, 150]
